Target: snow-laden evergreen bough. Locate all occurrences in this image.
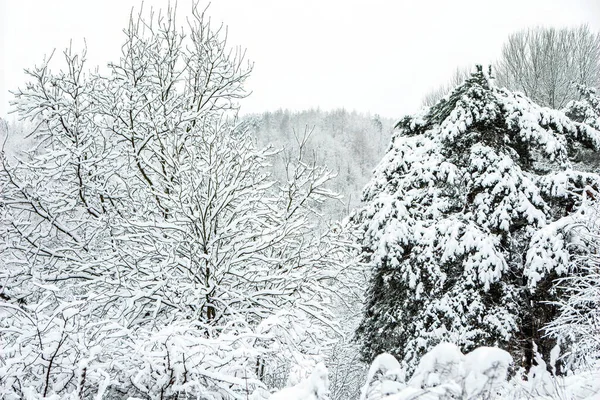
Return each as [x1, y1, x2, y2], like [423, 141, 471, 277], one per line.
[352, 66, 600, 374]
[0, 5, 350, 399]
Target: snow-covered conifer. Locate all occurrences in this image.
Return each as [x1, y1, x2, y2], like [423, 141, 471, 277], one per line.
[564, 85, 600, 171]
[352, 66, 600, 374]
[566, 86, 600, 131]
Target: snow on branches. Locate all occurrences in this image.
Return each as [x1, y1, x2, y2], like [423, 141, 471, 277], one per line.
[0, 4, 349, 399]
[353, 66, 600, 374]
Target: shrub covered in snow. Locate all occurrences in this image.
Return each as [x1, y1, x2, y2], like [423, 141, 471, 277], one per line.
[269, 363, 329, 400]
[544, 202, 600, 367]
[361, 343, 512, 400]
[359, 353, 405, 400]
[363, 344, 600, 400]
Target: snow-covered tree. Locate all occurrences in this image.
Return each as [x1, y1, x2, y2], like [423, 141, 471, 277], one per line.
[0, 5, 348, 399]
[541, 88, 600, 367]
[269, 363, 329, 400]
[352, 66, 600, 375]
[564, 84, 600, 177]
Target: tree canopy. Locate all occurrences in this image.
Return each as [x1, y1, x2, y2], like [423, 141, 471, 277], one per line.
[352, 67, 600, 374]
[0, 5, 349, 399]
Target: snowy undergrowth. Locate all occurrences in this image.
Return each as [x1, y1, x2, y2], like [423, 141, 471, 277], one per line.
[356, 343, 600, 400]
[269, 343, 599, 400]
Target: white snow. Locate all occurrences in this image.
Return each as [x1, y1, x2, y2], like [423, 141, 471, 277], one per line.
[269, 363, 329, 400]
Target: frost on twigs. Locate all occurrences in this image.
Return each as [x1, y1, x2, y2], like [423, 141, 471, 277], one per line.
[543, 201, 600, 367]
[0, 3, 349, 399]
[353, 66, 600, 374]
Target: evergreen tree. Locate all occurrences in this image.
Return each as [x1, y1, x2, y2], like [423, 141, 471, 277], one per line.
[352, 66, 600, 374]
[566, 85, 600, 131]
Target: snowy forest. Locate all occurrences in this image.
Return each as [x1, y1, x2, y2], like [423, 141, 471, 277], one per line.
[1, 3, 600, 400]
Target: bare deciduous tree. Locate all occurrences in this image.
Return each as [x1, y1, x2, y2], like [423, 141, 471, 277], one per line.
[0, 3, 350, 399]
[495, 25, 600, 109]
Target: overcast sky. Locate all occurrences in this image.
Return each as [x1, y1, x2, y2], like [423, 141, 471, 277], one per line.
[1, 0, 600, 121]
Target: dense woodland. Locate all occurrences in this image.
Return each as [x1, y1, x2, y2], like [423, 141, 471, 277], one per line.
[1, 4, 600, 400]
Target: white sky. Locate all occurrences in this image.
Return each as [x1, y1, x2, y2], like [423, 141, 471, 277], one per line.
[1, 0, 600, 120]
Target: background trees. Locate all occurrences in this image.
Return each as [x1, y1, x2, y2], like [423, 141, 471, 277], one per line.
[245, 109, 394, 222]
[352, 67, 600, 374]
[0, 5, 349, 399]
[420, 67, 472, 107]
[424, 25, 600, 112]
[495, 25, 600, 109]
